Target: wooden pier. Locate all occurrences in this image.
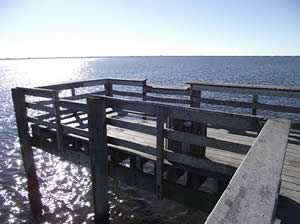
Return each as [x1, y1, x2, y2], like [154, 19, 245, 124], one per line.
[11, 78, 300, 223]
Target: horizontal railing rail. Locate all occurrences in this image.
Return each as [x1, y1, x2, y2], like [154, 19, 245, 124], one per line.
[188, 81, 300, 97]
[38, 78, 108, 90]
[34, 79, 299, 129]
[189, 81, 300, 128]
[100, 96, 263, 131]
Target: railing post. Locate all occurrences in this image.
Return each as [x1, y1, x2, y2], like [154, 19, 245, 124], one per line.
[190, 85, 201, 108]
[142, 79, 147, 101]
[53, 92, 64, 154]
[156, 106, 165, 199]
[87, 97, 109, 224]
[252, 95, 258, 115]
[189, 84, 206, 157]
[104, 79, 113, 97]
[11, 88, 43, 215]
[71, 88, 76, 97]
[187, 84, 207, 189]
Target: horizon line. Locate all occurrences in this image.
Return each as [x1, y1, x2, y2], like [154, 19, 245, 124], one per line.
[1, 55, 299, 60]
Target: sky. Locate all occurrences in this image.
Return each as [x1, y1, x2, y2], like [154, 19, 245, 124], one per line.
[0, 0, 299, 57]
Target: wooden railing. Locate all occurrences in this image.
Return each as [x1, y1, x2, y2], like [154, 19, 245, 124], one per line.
[12, 78, 294, 223]
[85, 96, 289, 223]
[86, 96, 263, 223]
[36, 79, 300, 130]
[205, 118, 290, 224]
[189, 81, 300, 129]
[12, 84, 290, 223]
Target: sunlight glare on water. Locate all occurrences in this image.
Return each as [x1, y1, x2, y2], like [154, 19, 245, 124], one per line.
[0, 59, 90, 87]
[0, 58, 209, 224]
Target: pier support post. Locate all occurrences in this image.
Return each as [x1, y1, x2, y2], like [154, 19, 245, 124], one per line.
[156, 107, 165, 199]
[88, 97, 109, 224]
[11, 88, 43, 215]
[53, 92, 64, 154]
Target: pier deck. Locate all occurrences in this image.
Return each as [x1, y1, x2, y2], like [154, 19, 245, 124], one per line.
[34, 109, 300, 221]
[35, 109, 300, 203]
[29, 109, 300, 223]
[12, 78, 300, 223]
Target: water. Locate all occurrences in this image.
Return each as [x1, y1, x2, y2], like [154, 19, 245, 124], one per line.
[0, 56, 299, 223]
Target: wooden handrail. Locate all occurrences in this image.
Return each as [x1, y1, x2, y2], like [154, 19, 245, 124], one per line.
[205, 118, 291, 224]
[188, 81, 300, 97]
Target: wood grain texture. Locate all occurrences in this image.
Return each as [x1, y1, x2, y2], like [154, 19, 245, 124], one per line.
[205, 119, 291, 224]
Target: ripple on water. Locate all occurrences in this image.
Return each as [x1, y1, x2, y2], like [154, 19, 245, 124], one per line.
[1, 57, 299, 223]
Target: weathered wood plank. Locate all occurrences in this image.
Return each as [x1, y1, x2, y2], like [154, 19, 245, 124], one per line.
[37, 90, 107, 105]
[53, 92, 64, 153]
[87, 97, 109, 223]
[146, 86, 190, 96]
[156, 107, 165, 199]
[165, 150, 236, 178]
[27, 116, 56, 129]
[252, 95, 258, 115]
[256, 103, 300, 113]
[205, 119, 291, 224]
[62, 125, 89, 138]
[109, 78, 147, 86]
[196, 97, 253, 109]
[145, 95, 190, 104]
[107, 136, 156, 156]
[26, 102, 55, 114]
[112, 90, 143, 98]
[166, 130, 250, 154]
[104, 80, 113, 97]
[99, 96, 157, 116]
[189, 81, 300, 98]
[18, 87, 55, 98]
[169, 108, 260, 131]
[39, 79, 107, 90]
[142, 80, 147, 101]
[58, 100, 88, 112]
[11, 88, 43, 214]
[96, 96, 262, 131]
[107, 118, 156, 135]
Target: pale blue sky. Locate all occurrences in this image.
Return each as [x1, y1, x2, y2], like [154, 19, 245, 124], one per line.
[0, 0, 299, 57]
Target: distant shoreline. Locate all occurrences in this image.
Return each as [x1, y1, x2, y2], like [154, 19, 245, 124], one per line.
[0, 55, 299, 60]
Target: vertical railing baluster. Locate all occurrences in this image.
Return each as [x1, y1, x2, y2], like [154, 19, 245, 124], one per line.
[142, 79, 147, 101]
[71, 88, 76, 97]
[104, 79, 113, 97]
[252, 95, 258, 115]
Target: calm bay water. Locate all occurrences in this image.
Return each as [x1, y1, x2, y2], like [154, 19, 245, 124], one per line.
[0, 56, 299, 223]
